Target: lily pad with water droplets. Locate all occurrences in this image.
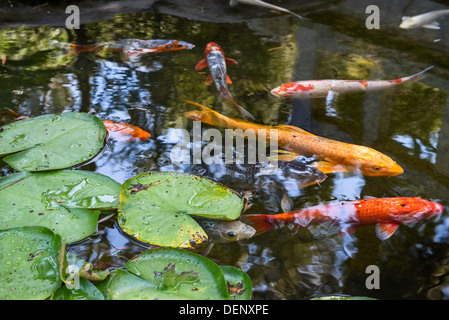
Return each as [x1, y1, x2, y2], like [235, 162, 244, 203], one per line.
[0, 226, 62, 300]
[106, 248, 229, 300]
[0, 112, 107, 171]
[118, 171, 244, 248]
[0, 170, 120, 243]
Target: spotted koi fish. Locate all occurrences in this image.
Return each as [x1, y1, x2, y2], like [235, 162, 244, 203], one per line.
[271, 66, 434, 98]
[195, 42, 255, 120]
[66, 39, 195, 57]
[243, 197, 444, 240]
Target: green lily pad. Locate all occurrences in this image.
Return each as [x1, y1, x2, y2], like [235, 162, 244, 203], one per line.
[118, 171, 244, 248]
[106, 248, 229, 300]
[0, 170, 121, 243]
[0, 112, 107, 171]
[52, 278, 105, 300]
[221, 266, 253, 300]
[0, 226, 62, 300]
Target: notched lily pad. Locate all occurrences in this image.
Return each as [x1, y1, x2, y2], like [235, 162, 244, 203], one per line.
[118, 171, 244, 248]
[106, 248, 229, 300]
[0, 170, 120, 243]
[0, 112, 107, 171]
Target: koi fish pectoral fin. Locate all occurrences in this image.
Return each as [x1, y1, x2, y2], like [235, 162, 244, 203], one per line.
[311, 161, 348, 174]
[423, 21, 441, 29]
[225, 57, 238, 65]
[226, 75, 232, 84]
[375, 222, 400, 240]
[195, 58, 208, 71]
[268, 150, 301, 162]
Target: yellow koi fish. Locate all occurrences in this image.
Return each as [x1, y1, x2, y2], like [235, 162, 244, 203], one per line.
[182, 101, 404, 177]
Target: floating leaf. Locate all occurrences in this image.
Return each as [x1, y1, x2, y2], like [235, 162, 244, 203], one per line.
[0, 112, 106, 171]
[0, 170, 120, 243]
[118, 171, 244, 248]
[106, 248, 229, 300]
[221, 266, 252, 300]
[0, 226, 62, 300]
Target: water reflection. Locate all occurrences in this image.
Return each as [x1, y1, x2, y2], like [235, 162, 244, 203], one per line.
[1, 0, 449, 300]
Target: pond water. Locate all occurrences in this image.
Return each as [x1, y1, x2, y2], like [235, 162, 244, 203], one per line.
[1, 0, 449, 300]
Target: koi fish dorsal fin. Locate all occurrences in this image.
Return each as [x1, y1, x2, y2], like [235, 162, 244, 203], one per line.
[375, 222, 400, 240]
[195, 58, 208, 71]
[185, 100, 216, 112]
[274, 124, 315, 136]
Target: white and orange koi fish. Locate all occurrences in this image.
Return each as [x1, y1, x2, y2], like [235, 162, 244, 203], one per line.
[271, 66, 434, 99]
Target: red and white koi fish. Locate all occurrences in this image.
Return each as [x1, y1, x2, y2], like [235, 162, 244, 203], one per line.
[195, 42, 255, 120]
[243, 197, 444, 240]
[66, 39, 195, 57]
[271, 66, 434, 98]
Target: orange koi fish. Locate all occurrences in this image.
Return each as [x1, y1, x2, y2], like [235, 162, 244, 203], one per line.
[102, 120, 151, 141]
[271, 66, 434, 98]
[3, 108, 150, 142]
[195, 42, 255, 120]
[66, 39, 195, 57]
[182, 101, 403, 177]
[242, 197, 444, 240]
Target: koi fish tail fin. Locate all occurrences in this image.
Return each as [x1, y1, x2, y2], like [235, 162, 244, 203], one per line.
[224, 96, 255, 121]
[183, 100, 231, 127]
[409, 66, 435, 82]
[241, 214, 275, 235]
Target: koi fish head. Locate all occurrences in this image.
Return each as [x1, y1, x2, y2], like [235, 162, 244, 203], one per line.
[204, 42, 225, 57]
[392, 197, 443, 224]
[399, 17, 420, 29]
[271, 82, 314, 98]
[199, 219, 256, 243]
[344, 146, 404, 177]
[157, 40, 195, 52]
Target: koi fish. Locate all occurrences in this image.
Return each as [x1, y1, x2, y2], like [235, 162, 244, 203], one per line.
[271, 66, 434, 99]
[66, 39, 195, 57]
[400, 9, 449, 29]
[183, 100, 404, 177]
[242, 197, 444, 240]
[229, 0, 302, 19]
[3, 108, 150, 142]
[102, 120, 151, 141]
[197, 219, 256, 243]
[195, 42, 255, 120]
